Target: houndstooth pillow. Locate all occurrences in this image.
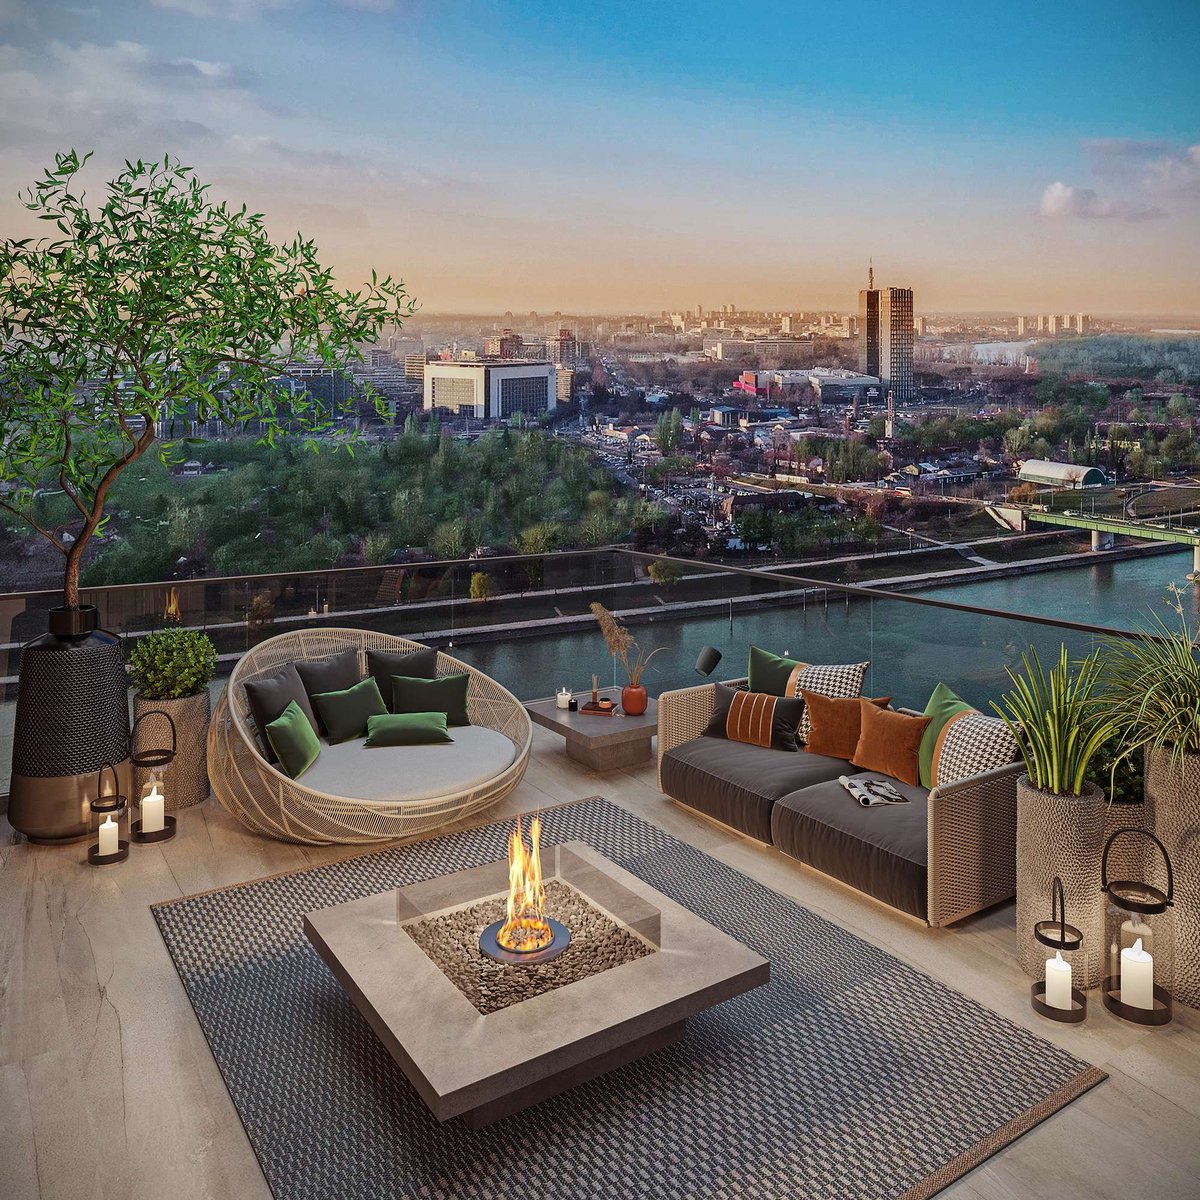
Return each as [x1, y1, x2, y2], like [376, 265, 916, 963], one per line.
[784, 661, 870, 744]
[933, 710, 1019, 789]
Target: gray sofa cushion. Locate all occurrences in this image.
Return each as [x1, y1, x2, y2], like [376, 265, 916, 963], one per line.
[244, 663, 319, 763]
[770, 771, 930, 920]
[299, 724, 516, 803]
[661, 736, 849, 844]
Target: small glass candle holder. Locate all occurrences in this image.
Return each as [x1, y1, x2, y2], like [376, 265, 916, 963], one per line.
[1102, 827, 1173, 1027]
[556, 687, 571, 710]
[1030, 876, 1088, 1023]
[88, 765, 130, 866]
[133, 769, 177, 843]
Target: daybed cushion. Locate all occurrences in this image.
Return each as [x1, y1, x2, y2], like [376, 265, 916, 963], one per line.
[296, 649, 362, 735]
[661, 736, 849, 844]
[244, 663, 319, 763]
[297, 724, 516, 803]
[367, 646, 437, 711]
[771, 771, 930, 920]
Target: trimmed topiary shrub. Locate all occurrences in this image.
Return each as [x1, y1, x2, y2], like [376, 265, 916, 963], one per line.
[128, 627, 218, 700]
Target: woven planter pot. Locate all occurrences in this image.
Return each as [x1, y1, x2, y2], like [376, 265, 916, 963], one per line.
[1016, 776, 1105, 987]
[133, 691, 211, 812]
[1146, 746, 1200, 1008]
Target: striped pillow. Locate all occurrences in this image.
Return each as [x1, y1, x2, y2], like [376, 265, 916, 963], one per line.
[703, 683, 805, 752]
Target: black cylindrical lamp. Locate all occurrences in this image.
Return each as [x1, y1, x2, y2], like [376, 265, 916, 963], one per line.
[1102, 827, 1173, 1027]
[695, 646, 723, 677]
[1030, 876, 1088, 1023]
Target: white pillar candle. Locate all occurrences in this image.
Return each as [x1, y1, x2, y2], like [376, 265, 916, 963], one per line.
[1121, 937, 1155, 1010]
[1121, 917, 1153, 959]
[98, 815, 118, 857]
[1045, 950, 1073, 1010]
[142, 785, 165, 834]
[556, 688, 571, 710]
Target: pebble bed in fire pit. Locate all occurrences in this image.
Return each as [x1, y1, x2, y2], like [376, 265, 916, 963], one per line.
[404, 879, 654, 1015]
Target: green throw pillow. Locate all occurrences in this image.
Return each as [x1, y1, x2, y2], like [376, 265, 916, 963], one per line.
[391, 673, 471, 727]
[918, 681, 975, 789]
[364, 711, 454, 746]
[747, 645, 802, 696]
[312, 676, 387, 743]
[265, 700, 321, 779]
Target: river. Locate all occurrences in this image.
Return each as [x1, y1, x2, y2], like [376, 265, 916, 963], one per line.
[454, 549, 1195, 713]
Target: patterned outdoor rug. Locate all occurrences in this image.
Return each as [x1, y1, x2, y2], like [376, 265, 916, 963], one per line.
[154, 797, 1104, 1200]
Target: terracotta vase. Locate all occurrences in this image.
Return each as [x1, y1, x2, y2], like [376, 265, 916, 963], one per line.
[621, 684, 648, 716]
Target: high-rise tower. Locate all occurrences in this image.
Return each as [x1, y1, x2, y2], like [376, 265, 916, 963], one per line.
[857, 263, 914, 403]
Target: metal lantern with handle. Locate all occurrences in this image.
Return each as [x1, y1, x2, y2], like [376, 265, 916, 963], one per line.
[88, 763, 130, 866]
[130, 708, 178, 844]
[1101, 826, 1173, 1027]
[1031, 876, 1088, 1023]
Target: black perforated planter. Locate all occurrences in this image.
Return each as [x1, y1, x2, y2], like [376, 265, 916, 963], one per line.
[8, 606, 132, 844]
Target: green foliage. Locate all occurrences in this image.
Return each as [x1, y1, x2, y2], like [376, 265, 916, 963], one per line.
[647, 559, 682, 589]
[1033, 335, 1200, 384]
[469, 571, 495, 603]
[1100, 587, 1200, 772]
[127, 627, 217, 699]
[991, 645, 1115, 796]
[0, 151, 415, 604]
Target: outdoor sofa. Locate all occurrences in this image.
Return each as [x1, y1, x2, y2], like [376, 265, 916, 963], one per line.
[656, 678, 1021, 927]
[209, 628, 532, 845]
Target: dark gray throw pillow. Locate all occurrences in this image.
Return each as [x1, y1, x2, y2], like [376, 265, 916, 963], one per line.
[295, 649, 361, 735]
[702, 682, 805, 752]
[244, 663, 320, 763]
[367, 645, 437, 712]
[391, 673, 471, 727]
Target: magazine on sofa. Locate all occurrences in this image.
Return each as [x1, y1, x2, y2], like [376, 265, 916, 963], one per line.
[838, 776, 909, 807]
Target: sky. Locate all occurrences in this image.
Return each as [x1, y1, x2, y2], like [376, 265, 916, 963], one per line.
[1, 0, 1198, 316]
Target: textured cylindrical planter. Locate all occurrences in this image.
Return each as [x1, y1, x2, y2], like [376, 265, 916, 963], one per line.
[9, 609, 131, 843]
[1103, 796, 1149, 882]
[1016, 777, 1105, 987]
[133, 691, 211, 811]
[1146, 746, 1200, 1008]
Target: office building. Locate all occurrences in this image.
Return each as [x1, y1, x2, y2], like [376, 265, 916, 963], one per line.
[483, 330, 523, 360]
[1075, 313, 1091, 334]
[1047, 314, 1063, 335]
[423, 361, 556, 420]
[1016, 316, 1030, 337]
[859, 269, 914, 404]
[404, 352, 434, 380]
[914, 315, 928, 336]
[555, 367, 575, 403]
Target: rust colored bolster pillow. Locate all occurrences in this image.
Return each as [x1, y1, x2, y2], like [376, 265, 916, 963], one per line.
[850, 700, 931, 787]
[802, 691, 892, 760]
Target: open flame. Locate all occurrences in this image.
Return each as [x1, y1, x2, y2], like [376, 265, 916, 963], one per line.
[496, 814, 554, 954]
[163, 587, 181, 622]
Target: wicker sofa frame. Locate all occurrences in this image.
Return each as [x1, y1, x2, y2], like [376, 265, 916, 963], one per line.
[209, 628, 532, 846]
[656, 680, 1020, 927]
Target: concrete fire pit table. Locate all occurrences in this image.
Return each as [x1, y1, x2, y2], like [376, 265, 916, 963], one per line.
[303, 840, 768, 1128]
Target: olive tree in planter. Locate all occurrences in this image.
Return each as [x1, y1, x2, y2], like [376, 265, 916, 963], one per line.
[993, 645, 1115, 985]
[0, 151, 415, 841]
[128, 628, 218, 811]
[1102, 587, 1200, 1007]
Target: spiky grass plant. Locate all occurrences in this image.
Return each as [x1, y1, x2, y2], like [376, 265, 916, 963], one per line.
[1101, 585, 1200, 774]
[991, 644, 1116, 796]
[589, 602, 663, 688]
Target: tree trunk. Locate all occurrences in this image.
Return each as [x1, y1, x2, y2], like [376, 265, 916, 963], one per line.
[63, 539, 85, 609]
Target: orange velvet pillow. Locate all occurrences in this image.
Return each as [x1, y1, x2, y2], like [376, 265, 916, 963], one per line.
[802, 691, 892, 760]
[851, 700, 932, 786]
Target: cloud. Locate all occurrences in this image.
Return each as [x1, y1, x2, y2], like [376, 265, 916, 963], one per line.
[151, 0, 290, 17]
[1140, 144, 1200, 198]
[1038, 180, 1165, 221]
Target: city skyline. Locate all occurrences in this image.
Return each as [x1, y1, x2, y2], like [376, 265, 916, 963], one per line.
[0, 1, 1197, 315]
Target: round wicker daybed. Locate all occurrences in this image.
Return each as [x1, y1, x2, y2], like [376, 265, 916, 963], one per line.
[208, 628, 532, 845]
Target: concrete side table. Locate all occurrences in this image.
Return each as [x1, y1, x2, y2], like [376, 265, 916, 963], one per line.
[525, 688, 658, 771]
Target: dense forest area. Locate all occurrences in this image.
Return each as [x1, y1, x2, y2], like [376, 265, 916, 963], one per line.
[0, 426, 648, 588]
[1033, 334, 1200, 384]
